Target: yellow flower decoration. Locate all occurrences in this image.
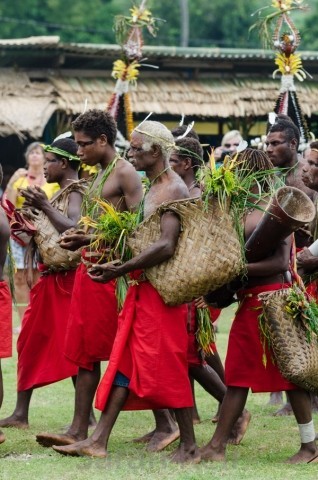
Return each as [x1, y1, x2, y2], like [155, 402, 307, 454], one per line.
[81, 163, 99, 175]
[273, 52, 307, 80]
[130, 6, 152, 24]
[271, 0, 294, 9]
[111, 59, 140, 82]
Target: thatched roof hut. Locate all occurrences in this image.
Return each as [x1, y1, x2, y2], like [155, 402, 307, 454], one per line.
[1, 36, 318, 170]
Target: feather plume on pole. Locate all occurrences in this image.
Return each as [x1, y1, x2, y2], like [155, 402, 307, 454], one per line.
[251, 0, 310, 146]
[107, 1, 161, 139]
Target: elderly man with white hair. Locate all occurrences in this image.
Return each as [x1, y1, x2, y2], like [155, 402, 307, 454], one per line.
[52, 120, 200, 464]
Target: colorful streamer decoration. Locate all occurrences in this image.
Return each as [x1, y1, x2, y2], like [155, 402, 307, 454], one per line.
[251, 0, 310, 145]
[107, 1, 159, 138]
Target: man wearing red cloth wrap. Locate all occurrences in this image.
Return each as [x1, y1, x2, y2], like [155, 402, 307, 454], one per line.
[36, 110, 143, 449]
[200, 148, 318, 464]
[52, 120, 200, 463]
[132, 134, 249, 452]
[266, 116, 316, 411]
[0, 138, 84, 430]
[0, 163, 12, 445]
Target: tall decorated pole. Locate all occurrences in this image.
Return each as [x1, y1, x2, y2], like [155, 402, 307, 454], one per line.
[251, 0, 310, 146]
[107, 1, 159, 139]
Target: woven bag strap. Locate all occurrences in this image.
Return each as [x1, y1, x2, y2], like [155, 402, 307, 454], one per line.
[290, 235, 307, 293]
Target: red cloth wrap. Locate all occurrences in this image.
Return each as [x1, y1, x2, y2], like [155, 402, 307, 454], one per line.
[17, 268, 78, 391]
[64, 262, 118, 370]
[306, 280, 318, 300]
[187, 303, 218, 367]
[95, 271, 193, 411]
[225, 283, 298, 393]
[209, 306, 221, 323]
[0, 281, 12, 358]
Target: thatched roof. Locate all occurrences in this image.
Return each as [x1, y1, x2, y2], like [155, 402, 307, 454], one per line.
[1, 70, 318, 138]
[0, 71, 56, 139]
[1, 38, 318, 138]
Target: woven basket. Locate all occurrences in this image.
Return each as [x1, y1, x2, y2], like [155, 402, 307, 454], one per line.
[259, 288, 318, 393]
[128, 197, 243, 305]
[22, 181, 86, 271]
[28, 211, 81, 271]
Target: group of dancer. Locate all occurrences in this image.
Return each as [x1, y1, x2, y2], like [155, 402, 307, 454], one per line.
[0, 108, 318, 464]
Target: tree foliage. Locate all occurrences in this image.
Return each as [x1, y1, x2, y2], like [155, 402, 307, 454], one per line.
[0, 0, 316, 50]
[301, 1, 318, 51]
[147, 0, 262, 48]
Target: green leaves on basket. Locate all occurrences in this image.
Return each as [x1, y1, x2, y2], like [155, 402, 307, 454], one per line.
[285, 285, 318, 343]
[80, 199, 138, 263]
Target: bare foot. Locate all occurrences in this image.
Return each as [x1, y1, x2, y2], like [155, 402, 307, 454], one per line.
[133, 429, 155, 444]
[267, 392, 283, 406]
[199, 443, 225, 462]
[227, 410, 251, 445]
[0, 415, 29, 429]
[36, 432, 84, 448]
[169, 444, 201, 464]
[273, 403, 292, 417]
[147, 428, 180, 452]
[308, 453, 318, 464]
[0, 430, 5, 444]
[53, 438, 107, 458]
[211, 413, 219, 424]
[286, 445, 318, 464]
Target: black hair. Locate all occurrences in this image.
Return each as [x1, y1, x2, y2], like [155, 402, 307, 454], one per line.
[268, 118, 300, 148]
[0, 163, 3, 185]
[171, 125, 200, 142]
[236, 148, 274, 192]
[72, 109, 117, 147]
[175, 137, 203, 173]
[51, 138, 79, 171]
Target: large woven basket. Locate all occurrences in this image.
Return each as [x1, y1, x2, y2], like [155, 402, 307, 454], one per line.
[28, 210, 81, 271]
[128, 197, 243, 305]
[22, 181, 86, 271]
[259, 288, 318, 393]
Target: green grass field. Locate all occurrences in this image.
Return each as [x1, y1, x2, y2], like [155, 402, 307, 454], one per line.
[1, 306, 318, 480]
